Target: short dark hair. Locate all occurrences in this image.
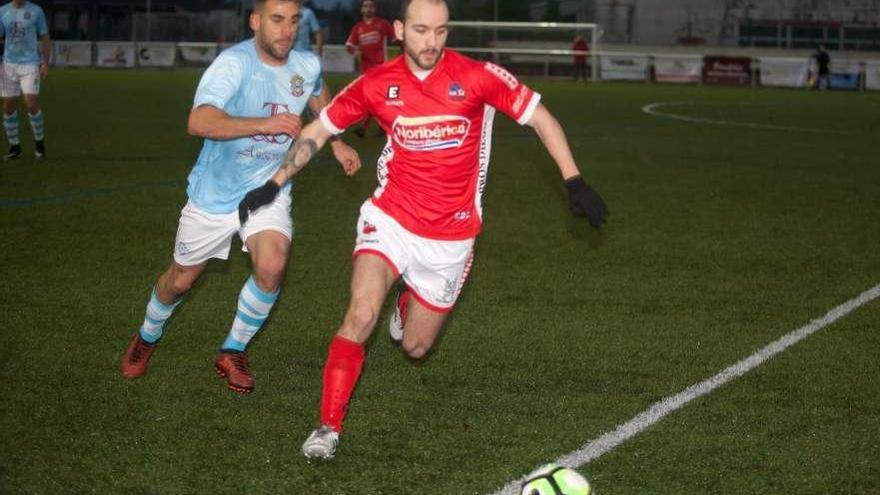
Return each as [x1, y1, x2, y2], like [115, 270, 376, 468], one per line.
[399, 0, 447, 21]
[253, 0, 296, 11]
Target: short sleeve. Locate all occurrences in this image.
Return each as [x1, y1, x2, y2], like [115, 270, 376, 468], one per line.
[306, 10, 320, 32]
[193, 50, 245, 110]
[320, 75, 368, 135]
[345, 25, 358, 48]
[309, 53, 324, 97]
[36, 9, 49, 36]
[36, 8, 48, 36]
[478, 61, 541, 126]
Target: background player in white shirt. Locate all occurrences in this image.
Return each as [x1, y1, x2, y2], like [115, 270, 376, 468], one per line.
[120, 0, 361, 395]
[240, 0, 607, 458]
[0, 0, 50, 160]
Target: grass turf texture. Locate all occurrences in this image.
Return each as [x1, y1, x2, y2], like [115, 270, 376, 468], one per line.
[1, 69, 878, 494]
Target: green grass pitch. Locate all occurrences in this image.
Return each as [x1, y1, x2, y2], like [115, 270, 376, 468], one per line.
[1, 69, 878, 494]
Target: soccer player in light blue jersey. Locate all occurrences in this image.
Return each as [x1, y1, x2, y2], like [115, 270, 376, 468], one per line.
[121, 0, 362, 394]
[293, 0, 323, 56]
[0, 0, 50, 160]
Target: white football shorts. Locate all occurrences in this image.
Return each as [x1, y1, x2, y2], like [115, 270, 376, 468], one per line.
[353, 200, 474, 312]
[173, 193, 293, 266]
[1, 62, 40, 97]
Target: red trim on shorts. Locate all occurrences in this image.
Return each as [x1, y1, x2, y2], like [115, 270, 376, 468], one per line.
[406, 285, 454, 314]
[353, 248, 401, 279]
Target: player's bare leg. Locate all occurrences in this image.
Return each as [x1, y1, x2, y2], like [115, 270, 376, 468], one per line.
[338, 253, 397, 343]
[23, 94, 44, 159]
[398, 297, 449, 360]
[303, 253, 396, 459]
[121, 262, 207, 378]
[215, 230, 289, 394]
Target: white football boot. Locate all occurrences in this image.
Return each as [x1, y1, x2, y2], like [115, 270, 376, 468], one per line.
[388, 286, 407, 343]
[302, 425, 339, 460]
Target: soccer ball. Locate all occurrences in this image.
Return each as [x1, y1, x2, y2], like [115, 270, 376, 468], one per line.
[521, 463, 592, 495]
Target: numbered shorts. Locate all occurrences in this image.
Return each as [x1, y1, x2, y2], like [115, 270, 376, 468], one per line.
[1, 62, 40, 97]
[173, 193, 292, 266]
[353, 200, 474, 313]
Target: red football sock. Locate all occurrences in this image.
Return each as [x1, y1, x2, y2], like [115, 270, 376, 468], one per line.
[320, 335, 366, 432]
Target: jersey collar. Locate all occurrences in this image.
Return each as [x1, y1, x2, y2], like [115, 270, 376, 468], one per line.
[400, 49, 449, 85]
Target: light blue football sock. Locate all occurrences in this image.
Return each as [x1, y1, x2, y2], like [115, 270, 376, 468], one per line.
[4, 111, 20, 146]
[28, 111, 44, 141]
[138, 287, 181, 344]
[221, 276, 279, 352]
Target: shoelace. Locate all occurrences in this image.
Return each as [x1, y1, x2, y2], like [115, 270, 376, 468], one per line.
[229, 354, 249, 373]
[131, 340, 151, 362]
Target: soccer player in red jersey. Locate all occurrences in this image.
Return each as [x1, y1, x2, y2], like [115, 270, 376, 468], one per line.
[345, 0, 395, 136]
[238, 0, 608, 459]
[572, 35, 590, 82]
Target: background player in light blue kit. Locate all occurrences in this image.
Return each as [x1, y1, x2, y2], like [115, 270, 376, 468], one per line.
[294, 0, 324, 56]
[0, 0, 50, 160]
[120, 0, 361, 394]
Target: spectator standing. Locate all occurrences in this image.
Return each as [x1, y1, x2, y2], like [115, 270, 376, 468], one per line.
[572, 35, 589, 82]
[813, 44, 831, 91]
[345, 0, 395, 136]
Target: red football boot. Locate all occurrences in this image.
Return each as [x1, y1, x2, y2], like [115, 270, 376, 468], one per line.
[121, 332, 157, 378]
[214, 351, 254, 394]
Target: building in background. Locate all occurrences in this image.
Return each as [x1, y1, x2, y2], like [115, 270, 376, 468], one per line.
[35, 0, 880, 51]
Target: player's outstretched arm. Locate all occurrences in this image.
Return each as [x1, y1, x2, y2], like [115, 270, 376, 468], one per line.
[527, 103, 608, 228]
[238, 119, 333, 224]
[188, 105, 302, 141]
[277, 118, 333, 181]
[308, 93, 362, 176]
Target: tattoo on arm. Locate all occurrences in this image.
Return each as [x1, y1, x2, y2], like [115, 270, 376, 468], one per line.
[282, 138, 318, 177]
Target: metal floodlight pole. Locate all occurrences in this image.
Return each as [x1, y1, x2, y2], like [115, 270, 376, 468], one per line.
[145, 0, 151, 41]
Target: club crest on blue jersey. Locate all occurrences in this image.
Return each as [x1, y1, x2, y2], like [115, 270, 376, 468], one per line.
[448, 82, 465, 101]
[290, 75, 305, 97]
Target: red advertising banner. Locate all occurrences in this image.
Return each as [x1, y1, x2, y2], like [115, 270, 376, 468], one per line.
[703, 56, 752, 86]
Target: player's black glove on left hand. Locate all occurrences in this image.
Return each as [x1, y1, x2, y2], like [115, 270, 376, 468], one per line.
[565, 175, 608, 228]
[238, 180, 281, 224]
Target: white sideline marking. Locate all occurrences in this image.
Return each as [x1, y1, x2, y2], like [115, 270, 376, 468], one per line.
[642, 101, 854, 134]
[488, 283, 880, 495]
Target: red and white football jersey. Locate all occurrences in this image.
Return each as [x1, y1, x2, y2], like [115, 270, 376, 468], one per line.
[320, 49, 542, 240]
[345, 18, 395, 72]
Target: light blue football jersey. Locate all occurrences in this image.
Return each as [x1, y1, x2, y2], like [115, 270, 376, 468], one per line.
[187, 39, 323, 214]
[0, 1, 49, 65]
[294, 7, 321, 53]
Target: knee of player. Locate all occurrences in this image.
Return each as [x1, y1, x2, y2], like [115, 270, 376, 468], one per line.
[346, 301, 379, 332]
[253, 259, 286, 289]
[169, 275, 196, 296]
[402, 340, 429, 360]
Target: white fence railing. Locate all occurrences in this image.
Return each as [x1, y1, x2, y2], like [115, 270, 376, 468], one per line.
[49, 41, 880, 91]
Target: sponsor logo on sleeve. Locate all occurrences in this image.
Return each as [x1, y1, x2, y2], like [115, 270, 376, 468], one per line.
[391, 115, 470, 151]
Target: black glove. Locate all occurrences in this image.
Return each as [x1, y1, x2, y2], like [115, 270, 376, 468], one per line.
[565, 175, 608, 228]
[238, 180, 281, 224]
